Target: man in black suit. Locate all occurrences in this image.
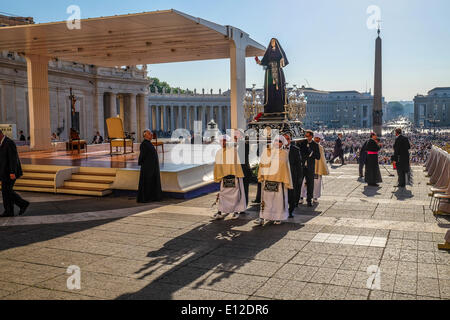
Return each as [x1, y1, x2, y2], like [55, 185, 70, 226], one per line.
[358, 140, 368, 178]
[329, 133, 345, 165]
[298, 130, 321, 207]
[283, 133, 303, 218]
[19, 130, 26, 142]
[391, 128, 411, 188]
[0, 130, 29, 217]
[91, 131, 104, 144]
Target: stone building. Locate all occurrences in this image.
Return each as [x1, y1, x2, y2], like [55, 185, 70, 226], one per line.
[414, 87, 450, 128]
[148, 88, 231, 134]
[0, 51, 150, 142]
[0, 14, 33, 27]
[0, 14, 151, 142]
[300, 87, 378, 129]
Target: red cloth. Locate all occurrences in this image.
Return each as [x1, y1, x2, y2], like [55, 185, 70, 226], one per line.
[367, 151, 378, 155]
[254, 113, 263, 121]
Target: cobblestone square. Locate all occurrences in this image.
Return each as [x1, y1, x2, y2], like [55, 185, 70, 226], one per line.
[0, 165, 448, 300]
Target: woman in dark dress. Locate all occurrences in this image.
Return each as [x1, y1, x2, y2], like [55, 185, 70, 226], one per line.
[364, 132, 383, 186]
[256, 38, 289, 114]
[137, 130, 162, 203]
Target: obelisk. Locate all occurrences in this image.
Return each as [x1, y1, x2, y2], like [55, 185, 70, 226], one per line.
[373, 27, 383, 136]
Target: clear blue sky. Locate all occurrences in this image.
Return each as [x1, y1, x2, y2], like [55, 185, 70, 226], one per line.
[2, 0, 449, 101]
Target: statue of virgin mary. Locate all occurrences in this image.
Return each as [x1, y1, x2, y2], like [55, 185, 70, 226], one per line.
[256, 38, 289, 114]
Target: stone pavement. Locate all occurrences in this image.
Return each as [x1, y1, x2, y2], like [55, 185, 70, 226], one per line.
[0, 164, 448, 300]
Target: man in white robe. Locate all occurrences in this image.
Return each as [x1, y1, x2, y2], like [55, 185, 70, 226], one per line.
[213, 135, 247, 220]
[255, 135, 293, 225]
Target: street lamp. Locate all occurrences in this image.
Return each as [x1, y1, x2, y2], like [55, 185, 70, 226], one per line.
[243, 84, 263, 122]
[428, 117, 440, 138]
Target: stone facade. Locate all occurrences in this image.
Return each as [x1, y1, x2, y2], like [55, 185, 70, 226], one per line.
[414, 87, 450, 128]
[0, 14, 34, 27]
[289, 87, 378, 129]
[0, 51, 150, 142]
[148, 87, 231, 134]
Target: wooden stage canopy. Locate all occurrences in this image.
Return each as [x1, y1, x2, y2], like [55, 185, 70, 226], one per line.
[0, 9, 265, 67]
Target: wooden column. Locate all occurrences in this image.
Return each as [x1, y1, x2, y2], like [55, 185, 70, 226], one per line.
[230, 33, 247, 130]
[25, 54, 51, 150]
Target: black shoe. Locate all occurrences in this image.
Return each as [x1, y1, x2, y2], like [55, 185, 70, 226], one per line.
[307, 202, 313, 207]
[0, 212, 14, 217]
[289, 214, 294, 218]
[18, 202, 30, 216]
[368, 184, 379, 187]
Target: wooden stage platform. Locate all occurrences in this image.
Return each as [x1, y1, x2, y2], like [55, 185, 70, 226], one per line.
[20, 148, 141, 169]
[14, 144, 218, 198]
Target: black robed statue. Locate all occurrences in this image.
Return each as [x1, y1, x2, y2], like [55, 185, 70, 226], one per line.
[256, 38, 289, 114]
[137, 130, 162, 203]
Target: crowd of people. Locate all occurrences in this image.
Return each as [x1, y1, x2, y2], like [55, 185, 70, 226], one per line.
[320, 129, 449, 165]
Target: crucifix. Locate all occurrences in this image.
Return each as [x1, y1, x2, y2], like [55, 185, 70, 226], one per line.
[69, 87, 77, 116]
[69, 87, 80, 134]
[377, 20, 382, 35]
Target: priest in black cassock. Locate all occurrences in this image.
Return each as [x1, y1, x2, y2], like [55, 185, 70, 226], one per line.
[137, 130, 162, 203]
[283, 133, 303, 218]
[255, 38, 289, 114]
[364, 132, 382, 187]
[391, 128, 411, 188]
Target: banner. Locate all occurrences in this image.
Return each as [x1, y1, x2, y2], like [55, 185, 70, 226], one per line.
[0, 124, 17, 140]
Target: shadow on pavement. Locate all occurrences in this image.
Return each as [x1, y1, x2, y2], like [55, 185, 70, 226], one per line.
[362, 186, 382, 197]
[116, 217, 310, 300]
[392, 189, 414, 200]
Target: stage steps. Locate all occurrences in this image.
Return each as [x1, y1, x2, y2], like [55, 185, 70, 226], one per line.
[0, 165, 60, 193]
[0, 165, 118, 197]
[56, 167, 118, 197]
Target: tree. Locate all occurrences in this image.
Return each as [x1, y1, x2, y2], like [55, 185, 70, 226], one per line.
[148, 77, 191, 94]
[387, 101, 404, 118]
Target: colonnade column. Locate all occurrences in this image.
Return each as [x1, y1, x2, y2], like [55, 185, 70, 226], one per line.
[177, 106, 182, 129]
[129, 93, 137, 138]
[156, 106, 161, 131]
[109, 93, 117, 118]
[201, 106, 206, 132]
[118, 95, 125, 122]
[137, 94, 149, 142]
[194, 106, 199, 130]
[170, 105, 175, 132]
[94, 92, 105, 138]
[163, 106, 168, 132]
[149, 106, 153, 131]
[208, 106, 214, 125]
[218, 106, 223, 131]
[186, 106, 191, 131]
